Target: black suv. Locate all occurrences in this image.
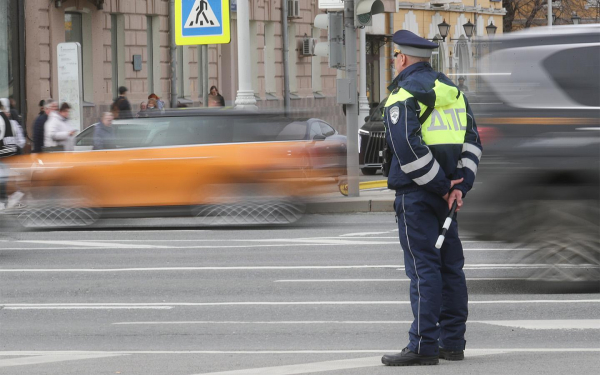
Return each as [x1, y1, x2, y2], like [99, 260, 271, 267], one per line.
[358, 99, 387, 175]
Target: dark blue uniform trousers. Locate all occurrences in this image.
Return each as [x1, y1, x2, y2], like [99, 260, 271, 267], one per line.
[395, 190, 468, 356]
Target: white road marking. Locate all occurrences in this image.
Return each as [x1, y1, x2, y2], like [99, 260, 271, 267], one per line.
[339, 232, 394, 236]
[190, 348, 600, 375]
[2, 349, 599, 356]
[4, 306, 172, 310]
[0, 265, 402, 272]
[19, 240, 159, 248]
[111, 320, 600, 330]
[0, 243, 398, 251]
[0, 245, 529, 252]
[112, 321, 416, 325]
[3, 300, 600, 309]
[0, 353, 125, 368]
[274, 278, 529, 283]
[193, 356, 382, 375]
[0, 264, 588, 272]
[479, 320, 600, 330]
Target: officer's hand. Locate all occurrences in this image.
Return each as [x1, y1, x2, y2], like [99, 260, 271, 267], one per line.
[447, 189, 464, 212]
[442, 178, 463, 201]
[450, 178, 463, 189]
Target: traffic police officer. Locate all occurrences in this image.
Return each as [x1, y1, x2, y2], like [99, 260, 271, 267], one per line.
[381, 30, 482, 366]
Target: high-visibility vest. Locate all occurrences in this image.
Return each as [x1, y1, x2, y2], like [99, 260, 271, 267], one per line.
[384, 84, 467, 146]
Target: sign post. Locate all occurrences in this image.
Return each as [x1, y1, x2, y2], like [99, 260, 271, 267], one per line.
[175, 0, 231, 45]
[57, 42, 83, 131]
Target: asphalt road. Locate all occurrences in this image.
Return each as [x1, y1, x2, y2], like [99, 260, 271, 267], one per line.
[1, 213, 599, 375]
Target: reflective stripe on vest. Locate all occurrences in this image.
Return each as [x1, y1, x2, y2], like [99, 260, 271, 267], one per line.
[385, 82, 467, 146]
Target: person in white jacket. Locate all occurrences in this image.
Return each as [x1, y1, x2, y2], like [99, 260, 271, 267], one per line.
[0, 98, 25, 151]
[44, 102, 76, 151]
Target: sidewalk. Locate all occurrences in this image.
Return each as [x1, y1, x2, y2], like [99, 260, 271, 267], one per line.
[306, 188, 395, 214]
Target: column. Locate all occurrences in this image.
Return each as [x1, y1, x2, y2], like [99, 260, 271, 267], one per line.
[358, 28, 369, 128]
[234, 0, 257, 109]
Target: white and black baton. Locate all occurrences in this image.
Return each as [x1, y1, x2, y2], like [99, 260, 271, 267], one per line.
[435, 201, 458, 249]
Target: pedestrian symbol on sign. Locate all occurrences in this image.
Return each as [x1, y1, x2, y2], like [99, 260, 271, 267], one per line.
[175, 0, 231, 45]
[185, 0, 221, 28]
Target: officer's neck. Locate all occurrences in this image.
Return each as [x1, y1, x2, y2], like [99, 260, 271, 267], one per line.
[397, 62, 431, 81]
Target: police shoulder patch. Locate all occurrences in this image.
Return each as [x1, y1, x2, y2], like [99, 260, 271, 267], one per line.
[390, 106, 400, 125]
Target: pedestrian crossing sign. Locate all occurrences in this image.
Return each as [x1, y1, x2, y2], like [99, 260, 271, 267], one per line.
[175, 0, 230, 45]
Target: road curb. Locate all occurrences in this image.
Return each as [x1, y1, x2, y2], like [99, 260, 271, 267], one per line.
[306, 198, 394, 214]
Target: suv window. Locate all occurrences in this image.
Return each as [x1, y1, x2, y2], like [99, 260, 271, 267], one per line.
[319, 122, 335, 137]
[310, 123, 322, 139]
[75, 127, 94, 146]
[542, 46, 600, 107]
[369, 99, 387, 122]
[276, 122, 308, 141]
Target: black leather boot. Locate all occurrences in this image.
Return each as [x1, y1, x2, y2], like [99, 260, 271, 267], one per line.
[381, 347, 439, 366]
[439, 346, 465, 361]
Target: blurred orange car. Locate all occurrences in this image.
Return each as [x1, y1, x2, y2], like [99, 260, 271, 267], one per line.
[4, 111, 347, 227]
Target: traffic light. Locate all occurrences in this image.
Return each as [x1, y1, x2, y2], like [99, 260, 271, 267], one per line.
[354, 0, 385, 27]
[313, 12, 345, 69]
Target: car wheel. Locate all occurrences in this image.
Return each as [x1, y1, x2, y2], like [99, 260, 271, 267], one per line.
[192, 183, 305, 226]
[502, 200, 600, 290]
[14, 186, 100, 228]
[361, 167, 379, 176]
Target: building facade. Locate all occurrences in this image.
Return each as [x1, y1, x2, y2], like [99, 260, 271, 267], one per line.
[2, 0, 504, 136]
[393, 0, 505, 93]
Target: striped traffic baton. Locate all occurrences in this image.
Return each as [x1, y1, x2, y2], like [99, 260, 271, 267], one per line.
[435, 200, 458, 249]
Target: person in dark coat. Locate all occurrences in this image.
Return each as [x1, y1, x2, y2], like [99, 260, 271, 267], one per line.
[93, 112, 116, 150]
[111, 86, 132, 119]
[33, 99, 57, 153]
[208, 86, 225, 107]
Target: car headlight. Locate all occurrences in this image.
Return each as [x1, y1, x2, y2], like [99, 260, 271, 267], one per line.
[359, 129, 370, 135]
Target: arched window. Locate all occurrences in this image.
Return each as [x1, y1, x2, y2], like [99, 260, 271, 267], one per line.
[431, 35, 445, 73]
[455, 36, 470, 82]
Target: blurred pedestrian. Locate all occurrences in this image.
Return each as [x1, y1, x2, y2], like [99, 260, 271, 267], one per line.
[44, 102, 77, 152]
[208, 86, 225, 107]
[111, 86, 132, 119]
[8, 95, 23, 127]
[0, 99, 25, 153]
[0, 109, 18, 210]
[93, 112, 116, 150]
[146, 98, 161, 114]
[148, 93, 164, 110]
[457, 77, 469, 92]
[380, 30, 482, 367]
[33, 99, 57, 153]
[137, 101, 148, 118]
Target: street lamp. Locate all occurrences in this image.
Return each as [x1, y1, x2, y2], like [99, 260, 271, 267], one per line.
[438, 19, 451, 42]
[463, 20, 475, 40]
[486, 21, 497, 37]
[571, 12, 581, 25]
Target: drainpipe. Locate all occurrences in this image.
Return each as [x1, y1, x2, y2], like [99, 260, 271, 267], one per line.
[282, 0, 290, 116]
[169, 0, 178, 108]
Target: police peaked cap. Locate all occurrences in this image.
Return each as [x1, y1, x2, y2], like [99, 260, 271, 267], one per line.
[392, 30, 438, 58]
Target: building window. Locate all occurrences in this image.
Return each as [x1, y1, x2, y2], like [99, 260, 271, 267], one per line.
[249, 21, 259, 96]
[288, 24, 297, 94]
[66, 12, 94, 103]
[311, 27, 322, 95]
[65, 13, 83, 46]
[147, 16, 154, 95]
[0, 0, 23, 109]
[198, 46, 204, 99]
[455, 38, 470, 80]
[177, 46, 191, 102]
[431, 35, 445, 74]
[111, 14, 125, 100]
[264, 22, 276, 98]
[147, 16, 160, 97]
